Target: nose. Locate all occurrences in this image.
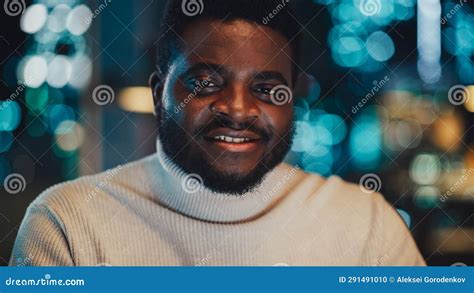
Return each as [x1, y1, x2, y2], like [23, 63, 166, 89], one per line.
[210, 84, 261, 124]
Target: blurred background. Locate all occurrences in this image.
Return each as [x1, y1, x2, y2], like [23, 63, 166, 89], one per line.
[0, 0, 473, 266]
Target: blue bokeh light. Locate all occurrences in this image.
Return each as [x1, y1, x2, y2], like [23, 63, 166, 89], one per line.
[0, 132, 14, 153]
[46, 104, 76, 133]
[366, 31, 395, 62]
[0, 101, 21, 132]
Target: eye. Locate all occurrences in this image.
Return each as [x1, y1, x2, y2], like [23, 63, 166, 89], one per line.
[253, 84, 278, 102]
[186, 77, 221, 95]
[254, 87, 273, 95]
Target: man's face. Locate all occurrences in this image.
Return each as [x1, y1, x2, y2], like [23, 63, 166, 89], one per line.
[155, 19, 295, 195]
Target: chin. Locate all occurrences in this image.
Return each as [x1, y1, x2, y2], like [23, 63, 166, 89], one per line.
[200, 162, 267, 195]
[211, 162, 259, 177]
[202, 177, 263, 196]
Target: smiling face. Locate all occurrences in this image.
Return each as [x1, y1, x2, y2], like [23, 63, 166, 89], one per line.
[153, 19, 295, 195]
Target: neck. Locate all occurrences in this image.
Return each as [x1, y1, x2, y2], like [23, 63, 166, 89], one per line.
[149, 139, 291, 223]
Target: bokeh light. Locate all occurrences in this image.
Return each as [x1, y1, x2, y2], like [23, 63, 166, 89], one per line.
[47, 56, 72, 88]
[46, 104, 76, 133]
[0, 101, 21, 132]
[46, 4, 72, 33]
[410, 154, 442, 185]
[54, 120, 85, 152]
[349, 109, 382, 170]
[366, 31, 395, 62]
[66, 5, 93, 35]
[20, 4, 48, 34]
[20, 55, 48, 88]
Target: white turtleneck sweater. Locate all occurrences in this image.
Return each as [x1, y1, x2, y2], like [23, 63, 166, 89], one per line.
[10, 142, 425, 266]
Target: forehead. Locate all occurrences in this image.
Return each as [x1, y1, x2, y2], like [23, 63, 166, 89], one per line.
[179, 19, 293, 78]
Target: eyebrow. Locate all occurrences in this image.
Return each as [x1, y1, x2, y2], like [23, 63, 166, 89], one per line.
[252, 71, 289, 86]
[184, 63, 230, 77]
[183, 62, 289, 86]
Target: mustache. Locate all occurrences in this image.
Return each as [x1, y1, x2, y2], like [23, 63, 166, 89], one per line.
[196, 115, 273, 142]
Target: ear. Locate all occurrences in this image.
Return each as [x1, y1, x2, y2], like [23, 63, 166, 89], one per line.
[149, 71, 164, 116]
[293, 72, 317, 99]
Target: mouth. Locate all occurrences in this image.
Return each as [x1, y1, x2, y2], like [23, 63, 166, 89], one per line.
[204, 128, 263, 152]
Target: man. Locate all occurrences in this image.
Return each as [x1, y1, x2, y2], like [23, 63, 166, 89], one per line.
[10, 0, 425, 266]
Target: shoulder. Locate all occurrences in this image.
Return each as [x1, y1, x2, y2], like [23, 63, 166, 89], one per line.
[300, 172, 424, 265]
[302, 172, 392, 214]
[277, 164, 388, 209]
[30, 155, 158, 215]
[295, 171, 407, 234]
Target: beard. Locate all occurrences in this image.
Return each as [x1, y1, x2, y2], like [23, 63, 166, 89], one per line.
[157, 110, 294, 195]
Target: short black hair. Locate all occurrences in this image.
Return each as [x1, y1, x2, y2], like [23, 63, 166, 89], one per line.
[156, 0, 301, 80]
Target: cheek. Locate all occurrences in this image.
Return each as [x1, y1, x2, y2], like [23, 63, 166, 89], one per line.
[166, 77, 212, 132]
[264, 106, 294, 136]
[181, 100, 212, 131]
[165, 84, 198, 122]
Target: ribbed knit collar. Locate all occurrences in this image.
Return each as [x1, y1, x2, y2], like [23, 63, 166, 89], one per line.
[150, 139, 292, 223]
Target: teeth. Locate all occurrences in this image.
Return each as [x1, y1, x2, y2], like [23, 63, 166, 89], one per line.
[213, 136, 251, 143]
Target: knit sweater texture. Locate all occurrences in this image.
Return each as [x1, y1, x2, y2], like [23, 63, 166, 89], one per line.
[10, 143, 425, 266]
